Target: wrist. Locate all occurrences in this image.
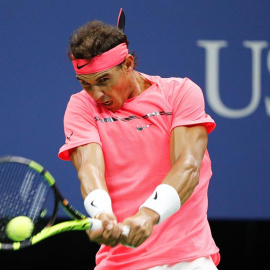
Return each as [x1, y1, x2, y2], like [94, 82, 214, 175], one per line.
[139, 207, 160, 225]
[84, 189, 113, 218]
[139, 184, 181, 224]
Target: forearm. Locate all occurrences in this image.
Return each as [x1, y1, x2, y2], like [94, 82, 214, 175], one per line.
[138, 126, 207, 225]
[70, 143, 107, 199]
[162, 154, 201, 205]
[121, 160, 200, 246]
[78, 162, 107, 199]
[70, 144, 125, 247]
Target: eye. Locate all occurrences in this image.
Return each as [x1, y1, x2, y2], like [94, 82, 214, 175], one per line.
[80, 80, 92, 88]
[97, 77, 109, 85]
[81, 80, 90, 85]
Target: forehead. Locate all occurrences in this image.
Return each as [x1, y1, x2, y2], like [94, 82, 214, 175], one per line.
[76, 66, 119, 81]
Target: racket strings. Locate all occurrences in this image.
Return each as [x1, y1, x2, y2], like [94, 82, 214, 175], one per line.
[0, 161, 54, 243]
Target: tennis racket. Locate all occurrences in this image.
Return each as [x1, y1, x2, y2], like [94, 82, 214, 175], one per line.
[0, 155, 129, 251]
[117, 8, 125, 32]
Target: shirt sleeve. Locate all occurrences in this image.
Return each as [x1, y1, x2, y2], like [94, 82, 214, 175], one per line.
[58, 93, 101, 161]
[169, 78, 216, 133]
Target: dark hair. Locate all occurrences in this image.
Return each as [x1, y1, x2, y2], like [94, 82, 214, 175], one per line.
[68, 20, 137, 67]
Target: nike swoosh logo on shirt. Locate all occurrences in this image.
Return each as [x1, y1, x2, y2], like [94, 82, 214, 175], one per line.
[154, 192, 158, 200]
[136, 124, 153, 131]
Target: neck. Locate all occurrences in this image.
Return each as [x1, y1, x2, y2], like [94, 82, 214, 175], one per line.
[132, 71, 152, 96]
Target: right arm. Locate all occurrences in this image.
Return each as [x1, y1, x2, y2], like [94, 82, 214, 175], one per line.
[70, 143, 107, 198]
[70, 143, 123, 247]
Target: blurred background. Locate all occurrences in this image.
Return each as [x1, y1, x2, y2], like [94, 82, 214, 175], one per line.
[0, 1, 269, 269]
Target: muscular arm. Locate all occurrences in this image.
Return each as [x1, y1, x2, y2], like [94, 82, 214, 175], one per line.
[164, 125, 208, 205]
[70, 143, 123, 247]
[121, 125, 208, 247]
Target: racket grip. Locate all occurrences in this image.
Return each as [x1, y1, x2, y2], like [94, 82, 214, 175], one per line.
[90, 218, 103, 230]
[90, 218, 130, 237]
[122, 225, 130, 237]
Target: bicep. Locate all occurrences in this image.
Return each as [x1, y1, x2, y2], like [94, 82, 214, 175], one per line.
[170, 125, 208, 166]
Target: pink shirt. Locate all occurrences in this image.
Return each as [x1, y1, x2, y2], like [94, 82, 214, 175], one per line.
[59, 74, 220, 269]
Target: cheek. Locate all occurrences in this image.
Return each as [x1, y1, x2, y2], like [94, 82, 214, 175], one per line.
[117, 73, 130, 92]
[107, 71, 129, 98]
[110, 79, 126, 96]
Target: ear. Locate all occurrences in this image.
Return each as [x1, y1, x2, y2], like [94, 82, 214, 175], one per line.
[123, 54, 134, 73]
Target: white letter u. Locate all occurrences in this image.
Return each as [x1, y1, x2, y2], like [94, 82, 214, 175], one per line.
[197, 40, 268, 118]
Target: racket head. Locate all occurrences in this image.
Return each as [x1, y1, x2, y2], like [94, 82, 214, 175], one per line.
[0, 156, 85, 250]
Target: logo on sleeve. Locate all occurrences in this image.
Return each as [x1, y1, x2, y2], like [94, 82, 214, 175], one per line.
[66, 131, 73, 140]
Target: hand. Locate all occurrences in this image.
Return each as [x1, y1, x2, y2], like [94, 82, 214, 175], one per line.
[86, 212, 123, 247]
[120, 208, 159, 248]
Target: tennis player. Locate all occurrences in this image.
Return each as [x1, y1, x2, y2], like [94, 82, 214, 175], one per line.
[58, 14, 220, 270]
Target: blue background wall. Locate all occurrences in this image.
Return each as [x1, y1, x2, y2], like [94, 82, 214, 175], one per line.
[1, 0, 269, 220]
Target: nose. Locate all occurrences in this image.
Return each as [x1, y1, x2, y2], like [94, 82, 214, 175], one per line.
[91, 86, 104, 101]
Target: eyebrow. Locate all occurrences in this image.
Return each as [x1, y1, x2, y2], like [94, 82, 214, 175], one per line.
[76, 72, 110, 82]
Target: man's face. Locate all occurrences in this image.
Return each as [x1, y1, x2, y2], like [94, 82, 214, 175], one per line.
[76, 60, 133, 113]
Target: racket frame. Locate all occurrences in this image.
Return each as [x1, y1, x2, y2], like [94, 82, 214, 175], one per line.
[0, 156, 100, 251]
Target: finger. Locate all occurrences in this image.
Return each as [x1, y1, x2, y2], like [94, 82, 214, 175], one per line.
[119, 228, 130, 243]
[102, 222, 123, 246]
[85, 228, 107, 245]
[120, 230, 136, 247]
[86, 226, 103, 239]
[133, 235, 148, 247]
[122, 227, 149, 248]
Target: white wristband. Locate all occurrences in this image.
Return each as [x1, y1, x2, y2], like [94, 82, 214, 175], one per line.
[139, 184, 181, 224]
[84, 189, 113, 218]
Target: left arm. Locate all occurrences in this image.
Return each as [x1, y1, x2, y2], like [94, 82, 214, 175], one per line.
[165, 125, 208, 204]
[121, 125, 208, 247]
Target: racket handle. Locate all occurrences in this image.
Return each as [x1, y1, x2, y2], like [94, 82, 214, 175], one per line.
[122, 225, 130, 237]
[90, 218, 130, 237]
[90, 218, 103, 230]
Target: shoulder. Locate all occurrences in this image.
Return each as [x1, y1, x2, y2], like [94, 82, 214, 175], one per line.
[68, 90, 92, 106]
[65, 90, 98, 114]
[140, 73, 199, 94]
[146, 74, 203, 104]
[160, 77, 201, 93]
